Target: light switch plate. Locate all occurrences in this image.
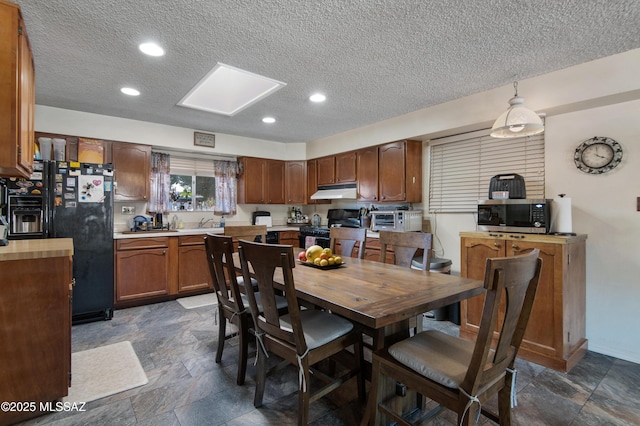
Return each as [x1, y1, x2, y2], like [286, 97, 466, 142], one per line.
[122, 206, 135, 214]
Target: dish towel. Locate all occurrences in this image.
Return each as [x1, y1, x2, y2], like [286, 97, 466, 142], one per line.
[305, 236, 316, 249]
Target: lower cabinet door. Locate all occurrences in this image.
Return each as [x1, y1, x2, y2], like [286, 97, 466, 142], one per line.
[116, 248, 170, 301]
[178, 245, 213, 292]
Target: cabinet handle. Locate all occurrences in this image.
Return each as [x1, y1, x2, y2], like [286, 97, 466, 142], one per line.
[493, 242, 500, 248]
[163, 250, 166, 255]
[512, 244, 519, 250]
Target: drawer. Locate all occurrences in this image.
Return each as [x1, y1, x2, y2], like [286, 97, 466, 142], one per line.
[179, 235, 206, 246]
[116, 237, 170, 250]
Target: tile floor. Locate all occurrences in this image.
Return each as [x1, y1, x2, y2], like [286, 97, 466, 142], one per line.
[18, 300, 640, 426]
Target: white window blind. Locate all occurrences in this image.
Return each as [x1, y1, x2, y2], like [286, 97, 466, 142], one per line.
[429, 132, 545, 213]
[170, 157, 216, 177]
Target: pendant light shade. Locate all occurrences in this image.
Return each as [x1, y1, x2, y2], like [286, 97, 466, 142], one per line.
[491, 81, 544, 138]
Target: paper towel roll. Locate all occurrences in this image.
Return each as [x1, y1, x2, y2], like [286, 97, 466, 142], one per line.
[551, 196, 572, 233]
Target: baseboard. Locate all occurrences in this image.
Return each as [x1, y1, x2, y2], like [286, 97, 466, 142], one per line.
[587, 343, 640, 365]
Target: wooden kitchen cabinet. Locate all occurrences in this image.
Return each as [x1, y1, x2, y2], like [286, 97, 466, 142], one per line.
[238, 157, 285, 204]
[115, 237, 170, 303]
[356, 146, 378, 201]
[278, 230, 299, 246]
[0, 0, 35, 178]
[178, 235, 212, 293]
[316, 155, 336, 186]
[316, 152, 357, 186]
[335, 151, 357, 183]
[459, 232, 588, 372]
[0, 239, 73, 425]
[112, 142, 151, 201]
[285, 161, 306, 204]
[306, 159, 330, 205]
[378, 139, 422, 202]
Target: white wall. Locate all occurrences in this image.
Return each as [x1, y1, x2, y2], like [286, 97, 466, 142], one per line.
[546, 100, 640, 363]
[33, 48, 640, 363]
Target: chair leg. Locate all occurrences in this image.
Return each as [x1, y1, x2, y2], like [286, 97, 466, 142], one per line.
[215, 307, 226, 363]
[298, 358, 311, 426]
[367, 355, 382, 426]
[498, 381, 513, 425]
[355, 339, 366, 404]
[253, 343, 267, 408]
[236, 316, 248, 386]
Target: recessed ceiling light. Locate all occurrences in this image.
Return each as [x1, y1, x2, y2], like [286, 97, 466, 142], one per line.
[121, 87, 140, 96]
[178, 63, 287, 116]
[309, 93, 326, 103]
[262, 117, 276, 124]
[139, 42, 165, 57]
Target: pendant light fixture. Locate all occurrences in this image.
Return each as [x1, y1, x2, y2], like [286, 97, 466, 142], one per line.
[490, 81, 544, 138]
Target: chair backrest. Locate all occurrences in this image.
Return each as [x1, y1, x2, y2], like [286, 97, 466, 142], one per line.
[224, 225, 267, 249]
[463, 248, 542, 395]
[378, 230, 432, 269]
[204, 234, 245, 312]
[330, 227, 367, 259]
[238, 240, 308, 354]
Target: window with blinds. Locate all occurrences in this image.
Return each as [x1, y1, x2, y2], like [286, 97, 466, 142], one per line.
[428, 131, 545, 213]
[169, 157, 216, 211]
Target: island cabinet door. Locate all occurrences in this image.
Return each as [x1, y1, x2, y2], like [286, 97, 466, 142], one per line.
[460, 236, 505, 334]
[115, 248, 170, 301]
[178, 243, 212, 293]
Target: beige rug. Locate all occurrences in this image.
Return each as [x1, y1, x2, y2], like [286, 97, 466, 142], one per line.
[64, 341, 148, 403]
[177, 293, 218, 309]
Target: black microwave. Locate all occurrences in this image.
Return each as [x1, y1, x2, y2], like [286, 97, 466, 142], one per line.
[477, 199, 550, 234]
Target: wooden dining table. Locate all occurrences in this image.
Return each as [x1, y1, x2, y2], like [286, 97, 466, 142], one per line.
[233, 250, 484, 350]
[233, 248, 484, 425]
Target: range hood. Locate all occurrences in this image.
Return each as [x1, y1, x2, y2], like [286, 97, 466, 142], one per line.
[310, 184, 357, 200]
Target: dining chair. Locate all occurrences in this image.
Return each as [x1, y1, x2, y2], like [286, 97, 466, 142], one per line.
[203, 234, 286, 386]
[238, 240, 365, 425]
[329, 226, 367, 259]
[378, 230, 433, 333]
[369, 248, 542, 426]
[224, 224, 267, 250]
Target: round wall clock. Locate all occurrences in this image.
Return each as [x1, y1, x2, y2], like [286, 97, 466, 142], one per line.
[574, 136, 623, 174]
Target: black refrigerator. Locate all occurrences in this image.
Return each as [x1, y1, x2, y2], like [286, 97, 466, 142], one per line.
[43, 160, 115, 324]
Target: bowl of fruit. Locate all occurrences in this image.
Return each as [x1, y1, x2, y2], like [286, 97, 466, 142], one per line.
[298, 245, 344, 269]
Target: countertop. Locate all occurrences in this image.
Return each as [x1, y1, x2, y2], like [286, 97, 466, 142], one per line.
[0, 238, 74, 261]
[113, 225, 302, 239]
[459, 231, 587, 244]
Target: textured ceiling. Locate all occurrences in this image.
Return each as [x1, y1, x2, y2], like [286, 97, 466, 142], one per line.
[14, 0, 640, 143]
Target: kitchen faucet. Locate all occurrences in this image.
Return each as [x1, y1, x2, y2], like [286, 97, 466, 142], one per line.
[198, 217, 213, 228]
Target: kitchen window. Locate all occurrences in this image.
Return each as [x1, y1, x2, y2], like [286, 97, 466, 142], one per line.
[169, 157, 217, 211]
[428, 130, 545, 213]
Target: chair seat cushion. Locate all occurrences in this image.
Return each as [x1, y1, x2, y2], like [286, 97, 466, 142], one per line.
[388, 330, 475, 389]
[242, 293, 288, 313]
[280, 310, 353, 350]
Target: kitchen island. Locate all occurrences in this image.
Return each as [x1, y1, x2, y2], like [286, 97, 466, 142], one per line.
[0, 238, 73, 425]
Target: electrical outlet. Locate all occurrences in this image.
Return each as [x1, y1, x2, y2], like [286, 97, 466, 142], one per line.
[121, 206, 135, 214]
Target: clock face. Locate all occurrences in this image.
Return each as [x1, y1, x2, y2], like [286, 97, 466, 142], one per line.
[574, 136, 623, 174]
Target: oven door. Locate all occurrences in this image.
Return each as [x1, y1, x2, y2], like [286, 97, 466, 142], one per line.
[371, 212, 396, 231]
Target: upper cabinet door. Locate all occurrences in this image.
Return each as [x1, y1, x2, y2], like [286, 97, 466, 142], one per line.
[266, 159, 285, 204]
[378, 141, 406, 201]
[316, 156, 335, 186]
[356, 146, 378, 201]
[0, 3, 35, 178]
[285, 161, 306, 204]
[335, 151, 357, 184]
[112, 142, 151, 201]
[240, 157, 267, 203]
[378, 140, 422, 203]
